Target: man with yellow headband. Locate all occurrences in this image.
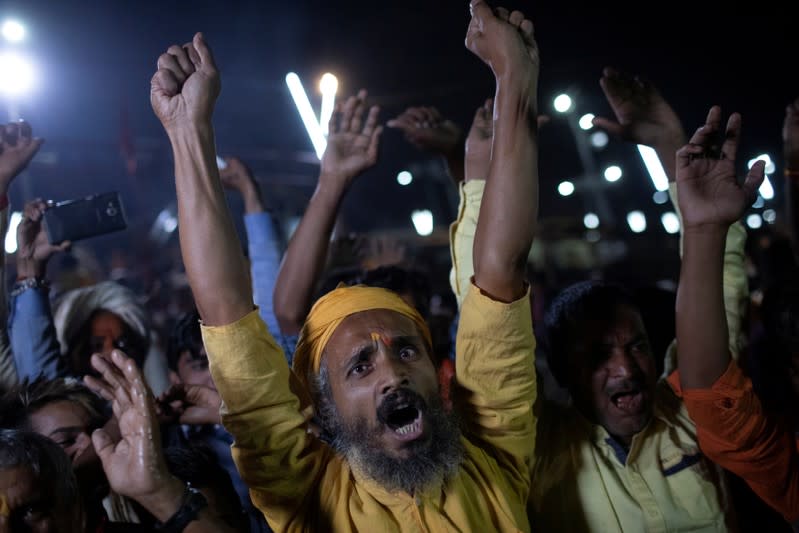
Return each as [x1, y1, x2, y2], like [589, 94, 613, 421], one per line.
[150, 1, 540, 530]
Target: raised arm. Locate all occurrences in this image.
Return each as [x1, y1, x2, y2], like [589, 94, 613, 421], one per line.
[273, 91, 382, 334]
[10, 199, 71, 380]
[150, 33, 250, 326]
[784, 97, 799, 260]
[0, 121, 45, 390]
[219, 157, 284, 336]
[674, 107, 799, 524]
[388, 106, 465, 183]
[592, 67, 685, 183]
[675, 106, 764, 388]
[467, 1, 539, 302]
[87, 350, 237, 533]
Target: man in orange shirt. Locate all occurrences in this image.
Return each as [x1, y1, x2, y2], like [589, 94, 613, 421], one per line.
[674, 105, 799, 527]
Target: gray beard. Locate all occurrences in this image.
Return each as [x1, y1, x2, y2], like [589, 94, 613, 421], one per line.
[325, 396, 464, 494]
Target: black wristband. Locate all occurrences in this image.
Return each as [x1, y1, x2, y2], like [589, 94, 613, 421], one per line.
[154, 482, 208, 533]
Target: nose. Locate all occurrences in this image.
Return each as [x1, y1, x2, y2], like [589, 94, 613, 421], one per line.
[607, 348, 642, 380]
[378, 354, 410, 396]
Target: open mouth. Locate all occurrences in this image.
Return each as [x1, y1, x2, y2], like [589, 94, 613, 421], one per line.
[379, 398, 425, 442]
[610, 388, 644, 414]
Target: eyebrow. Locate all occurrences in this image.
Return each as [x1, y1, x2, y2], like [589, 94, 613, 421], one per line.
[342, 343, 375, 373]
[49, 426, 85, 438]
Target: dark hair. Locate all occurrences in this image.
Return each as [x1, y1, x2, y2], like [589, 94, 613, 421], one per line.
[0, 429, 82, 529]
[544, 281, 639, 386]
[133, 444, 247, 531]
[0, 377, 108, 431]
[356, 266, 432, 320]
[167, 311, 203, 372]
[71, 308, 149, 369]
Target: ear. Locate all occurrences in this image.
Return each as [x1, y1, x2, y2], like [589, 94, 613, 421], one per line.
[169, 370, 182, 386]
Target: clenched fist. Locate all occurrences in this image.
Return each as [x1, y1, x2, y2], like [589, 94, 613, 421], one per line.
[150, 32, 220, 132]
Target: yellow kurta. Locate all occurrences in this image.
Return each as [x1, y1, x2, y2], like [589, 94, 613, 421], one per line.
[450, 180, 748, 532]
[202, 283, 537, 532]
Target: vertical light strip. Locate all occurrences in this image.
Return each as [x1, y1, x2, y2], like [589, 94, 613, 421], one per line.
[637, 144, 669, 191]
[286, 72, 326, 159]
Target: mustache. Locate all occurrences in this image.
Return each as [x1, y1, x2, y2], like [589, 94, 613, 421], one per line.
[376, 388, 426, 424]
[605, 377, 646, 397]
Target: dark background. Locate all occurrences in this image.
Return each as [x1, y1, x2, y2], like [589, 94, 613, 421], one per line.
[2, 0, 796, 287]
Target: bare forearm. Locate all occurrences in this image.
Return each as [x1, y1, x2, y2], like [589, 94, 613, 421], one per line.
[473, 73, 538, 302]
[241, 181, 265, 214]
[274, 179, 344, 333]
[169, 125, 252, 326]
[676, 226, 729, 389]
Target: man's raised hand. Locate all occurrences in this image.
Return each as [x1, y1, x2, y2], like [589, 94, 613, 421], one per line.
[465, 1, 539, 79]
[0, 121, 44, 196]
[592, 68, 684, 149]
[150, 32, 220, 132]
[387, 106, 462, 155]
[16, 199, 71, 279]
[320, 90, 383, 188]
[676, 106, 764, 230]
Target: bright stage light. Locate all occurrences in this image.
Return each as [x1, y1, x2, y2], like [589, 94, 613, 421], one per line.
[661, 212, 680, 234]
[583, 212, 599, 229]
[1, 20, 25, 43]
[286, 72, 326, 159]
[319, 73, 338, 135]
[558, 180, 575, 196]
[397, 171, 413, 186]
[554, 94, 572, 113]
[4, 211, 23, 253]
[627, 211, 647, 233]
[579, 113, 595, 130]
[411, 210, 434, 236]
[603, 165, 622, 182]
[637, 145, 669, 191]
[0, 52, 35, 96]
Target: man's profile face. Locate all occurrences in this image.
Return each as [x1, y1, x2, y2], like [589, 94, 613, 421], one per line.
[324, 309, 439, 460]
[565, 304, 658, 445]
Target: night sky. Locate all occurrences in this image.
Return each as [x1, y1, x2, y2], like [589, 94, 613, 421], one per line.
[2, 0, 796, 285]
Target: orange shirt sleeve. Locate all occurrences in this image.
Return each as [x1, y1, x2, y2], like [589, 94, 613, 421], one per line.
[668, 361, 799, 524]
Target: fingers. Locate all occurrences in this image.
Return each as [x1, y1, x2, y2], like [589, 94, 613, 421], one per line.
[193, 32, 217, 74]
[687, 105, 722, 147]
[157, 52, 189, 85]
[90, 352, 134, 411]
[84, 374, 116, 403]
[508, 10, 525, 27]
[350, 93, 367, 133]
[520, 18, 534, 39]
[330, 102, 343, 134]
[742, 159, 766, 203]
[361, 106, 380, 137]
[591, 115, 624, 137]
[367, 125, 383, 163]
[23, 199, 47, 221]
[495, 7, 510, 21]
[167, 44, 196, 77]
[150, 69, 180, 97]
[470, 0, 494, 23]
[719, 112, 741, 161]
[91, 428, 115, 465]
[339, 94, 359, 132]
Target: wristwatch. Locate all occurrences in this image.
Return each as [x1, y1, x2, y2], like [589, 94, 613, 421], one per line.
[154, 482, 208, 533]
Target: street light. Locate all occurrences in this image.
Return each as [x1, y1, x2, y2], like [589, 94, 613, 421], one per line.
[318, 73, 338, 135]
[627, 211, 647, 233]
[603, 165, 622, 182]
[1, 19, 25, 43]
[0, 52, 34, 96]
[558, 180, 575, 196]
[578, 113, 595, 130]
[553, 93, 572, 113]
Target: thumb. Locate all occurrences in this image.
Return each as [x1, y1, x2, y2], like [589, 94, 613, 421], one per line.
[92, 428, 115, 464]
[57, 240, 72, 252]
[742, 160, 766, 204]
[193, 32, 217, 73]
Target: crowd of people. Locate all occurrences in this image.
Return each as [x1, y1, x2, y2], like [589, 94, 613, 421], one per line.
[1, 1, 798, 531]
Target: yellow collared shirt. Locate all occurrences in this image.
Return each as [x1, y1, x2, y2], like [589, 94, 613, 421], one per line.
[202, 283, 537, 532]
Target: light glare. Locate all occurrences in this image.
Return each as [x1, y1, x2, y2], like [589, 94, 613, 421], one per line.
[661, 212, 680, 234]
[558, 180, 575, 196]
[627, 211, 647, 233]
[746, 214, 762, 229]
[319, 73, 338, 135]
[0, 52, 35, 96]
[579, 113, 595, 130]
[553, 94, 573, 113]
[4, 211, 23, 254]
[583, 213, 599, 229]
[603, 165, 622, 182]
[286, 72, 326, 159]
[1, 20, 25, 43]
[397, 171, 413, 186]
[411, 209, 434, 236]
[637, 145, 669, 191]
